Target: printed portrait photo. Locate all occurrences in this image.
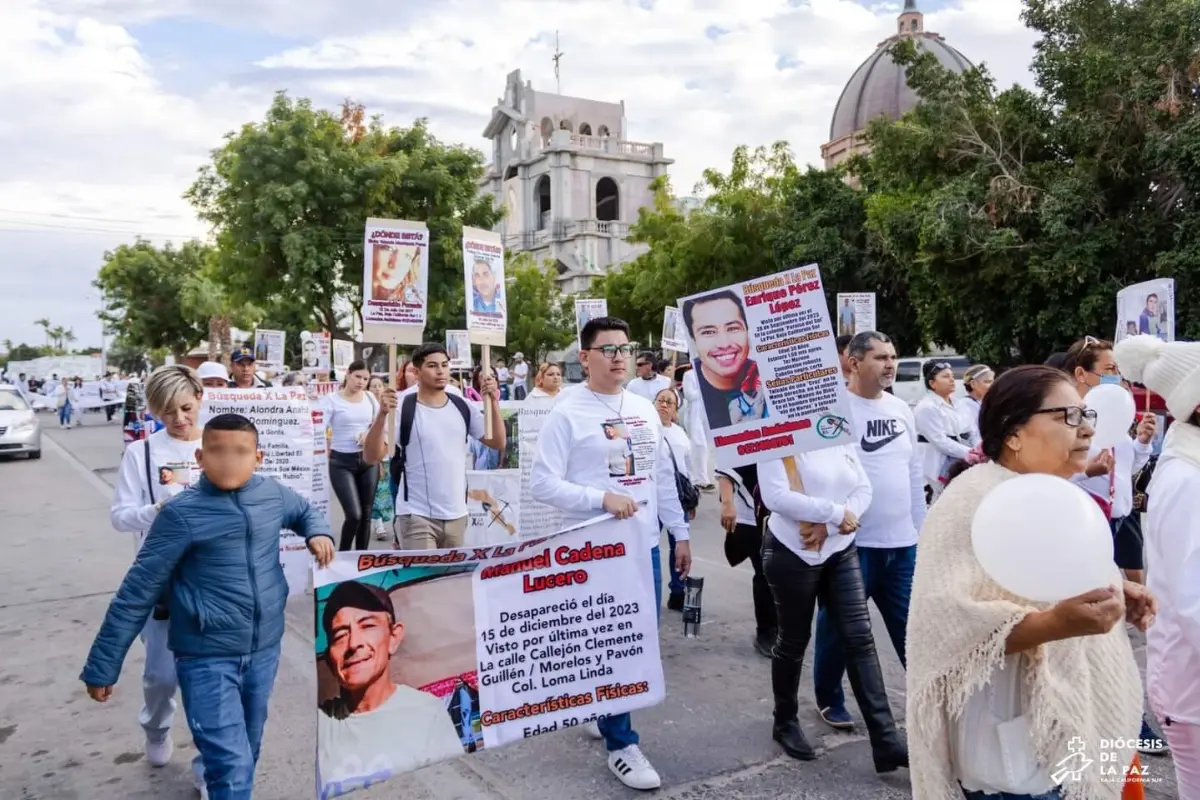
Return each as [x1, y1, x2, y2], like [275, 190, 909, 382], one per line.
[681, 289, 769, 431]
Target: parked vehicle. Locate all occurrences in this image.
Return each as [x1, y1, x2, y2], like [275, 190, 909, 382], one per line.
[0, 386, 42, 459]
[893, 355, 971, 407]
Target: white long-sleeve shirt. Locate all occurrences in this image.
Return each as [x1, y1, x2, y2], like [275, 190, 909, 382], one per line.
[1072, 435, 1153, 520]
[1144, 454, 1200, 724]
[531, 386, 689, 547]
[759, 447, 872, 565]
[110, 430, 202, 552]
[846, 391, 926, 548]
[914, 394, 973, 489]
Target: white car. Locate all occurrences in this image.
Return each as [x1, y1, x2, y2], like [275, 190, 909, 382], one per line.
[893, 356, 971, 407]
[0, 386, 41, 459]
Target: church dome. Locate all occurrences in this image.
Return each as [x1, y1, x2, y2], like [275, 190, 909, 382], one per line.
[828, 1, 972, 142]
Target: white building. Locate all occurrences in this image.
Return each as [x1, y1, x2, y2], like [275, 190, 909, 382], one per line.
[478, 69, 673, 294]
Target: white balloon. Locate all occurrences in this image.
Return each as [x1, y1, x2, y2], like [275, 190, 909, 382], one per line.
[1086, 383, 1136, 450]
[971, 474, 1116, 603]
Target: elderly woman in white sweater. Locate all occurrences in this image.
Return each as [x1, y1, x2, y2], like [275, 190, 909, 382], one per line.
[906, 365, 1156, 800]
[1116, 336, 1200, 796]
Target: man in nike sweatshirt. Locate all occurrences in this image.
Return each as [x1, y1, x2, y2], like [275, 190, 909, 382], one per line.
[812, 331, 924, 730]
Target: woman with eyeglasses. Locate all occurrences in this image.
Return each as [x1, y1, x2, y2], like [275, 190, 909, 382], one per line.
[1062, 336, 1162, 756]
[914, 360, 973, 501]
[906, 365, 1155, 800]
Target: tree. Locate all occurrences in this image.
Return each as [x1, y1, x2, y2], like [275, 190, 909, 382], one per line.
[93, 239, 207, 358]
[0, 342, 45, 368]
[33, 318, 51, 350]
[186, 92, 499, 343]
[179, 248, 263, 365]
[502, 254, 575, 364]
[107, 336, 149, 375]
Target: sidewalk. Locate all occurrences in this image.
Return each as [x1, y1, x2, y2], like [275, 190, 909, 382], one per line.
[0, 415, 1176, 799]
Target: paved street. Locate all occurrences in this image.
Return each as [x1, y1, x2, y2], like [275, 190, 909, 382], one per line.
[0, 412, 1179, 799]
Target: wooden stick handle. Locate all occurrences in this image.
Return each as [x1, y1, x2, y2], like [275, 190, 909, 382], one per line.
[783, 455, 821, 551]
[483, 345, 494, 440]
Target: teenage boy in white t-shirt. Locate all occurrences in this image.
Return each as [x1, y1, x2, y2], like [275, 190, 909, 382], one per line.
[531, 316, 691, 792]
[363, 343, 503, 549]
[812, 331, 924, 731]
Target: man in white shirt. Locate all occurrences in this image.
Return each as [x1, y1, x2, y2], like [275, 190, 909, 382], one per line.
[363, 343, 503, 550]
[317, 581, 464, 795]
[531, 316, 691, 792]
[812, 331, 924, 731]
[510, 352, 529, 400]
[626, 351, 671, 403]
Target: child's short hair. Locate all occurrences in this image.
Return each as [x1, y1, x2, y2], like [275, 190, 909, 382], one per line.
[204, 413, 259, 444]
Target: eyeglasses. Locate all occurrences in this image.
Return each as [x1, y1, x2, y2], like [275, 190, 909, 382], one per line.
[586, 344, 635, 359]
[1033, 406, 1098, 427]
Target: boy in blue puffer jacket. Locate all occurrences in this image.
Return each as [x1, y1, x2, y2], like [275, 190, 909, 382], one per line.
[81, 413, 336, 800]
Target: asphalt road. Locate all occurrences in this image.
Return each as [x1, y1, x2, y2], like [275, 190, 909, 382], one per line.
[0, 412, 1179, 799]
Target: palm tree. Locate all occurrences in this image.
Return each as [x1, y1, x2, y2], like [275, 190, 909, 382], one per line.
[181, 272, 261, 365]
[48, 325, 68, 353]
[62, 328, 77, 354]
[1, 338, 12, 355]
[34, 318, 51, 349]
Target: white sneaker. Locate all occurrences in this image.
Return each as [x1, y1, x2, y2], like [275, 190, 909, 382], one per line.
[194, 765, 209, 799]
[607, 744, 661, 790]
[145, 738, 173, 767]
[583, 720, 603, 740]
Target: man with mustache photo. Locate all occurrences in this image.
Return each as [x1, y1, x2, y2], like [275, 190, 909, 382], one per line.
[681, 290, 768, 430]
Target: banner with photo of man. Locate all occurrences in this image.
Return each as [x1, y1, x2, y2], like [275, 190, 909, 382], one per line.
[446, 330, 471, 371]
[254, 329, 286, 370]
[574, 299, 608, 349]
[463, 227, 506, 347]
[301, 331, 332, 375]
[311, 516, 664, 799]
[362, 218, 429, 336]
[660, 307, 687, 353]
[1116, 278, 1175, 343]
[834, 293, 876, 337]
[201, 386, 316, 595]
[677, 264, 852, 470]
[332, 340, 355, 374]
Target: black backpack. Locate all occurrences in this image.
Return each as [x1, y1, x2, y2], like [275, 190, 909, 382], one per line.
[388, 392, 472, 502]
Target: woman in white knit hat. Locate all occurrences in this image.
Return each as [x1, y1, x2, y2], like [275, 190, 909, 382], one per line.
[1115, 334, 1200, 796]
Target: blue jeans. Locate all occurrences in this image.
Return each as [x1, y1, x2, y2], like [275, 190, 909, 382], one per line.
[666, 533, 685, 595]
[598, 545, 661, 752]
[961, 790, 1062, 800]
[176, 644, 282, 800]
[58, 401, 71, 426]
[813, 544, 915, 712]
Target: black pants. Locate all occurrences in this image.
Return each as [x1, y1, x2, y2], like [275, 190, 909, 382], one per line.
[762, 534, 902, 753]
[748, 539, 776, 640]
[329, 451, 379, 551]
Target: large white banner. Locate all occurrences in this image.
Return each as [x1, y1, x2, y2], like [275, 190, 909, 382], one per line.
[201, 387, 316, 595]
[311, 516, 663, 798]
[465, 399, 564, 542]
[463, 226, 506, 347]
[677, 264, 852, 470]
[362, 218, 429, 331]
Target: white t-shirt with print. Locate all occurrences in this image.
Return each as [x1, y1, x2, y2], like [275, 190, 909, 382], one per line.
[110, 430, 203, 552]
[392, 392, 485, 520]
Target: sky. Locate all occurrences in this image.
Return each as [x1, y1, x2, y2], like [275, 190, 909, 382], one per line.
[0, 0, 1039, 351]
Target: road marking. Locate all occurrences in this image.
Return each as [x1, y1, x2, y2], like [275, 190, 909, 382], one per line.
[43, 433, 115, 500]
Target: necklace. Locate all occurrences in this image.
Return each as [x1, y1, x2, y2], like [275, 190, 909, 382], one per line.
[588, 385, 625, 422]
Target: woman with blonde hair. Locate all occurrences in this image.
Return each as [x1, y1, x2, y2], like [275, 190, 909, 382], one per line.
[529, 362, 563, 399]
[109, 365, 206, 786]
[907, 365, 1155, 800]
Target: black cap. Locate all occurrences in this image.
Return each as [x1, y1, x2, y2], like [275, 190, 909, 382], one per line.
[231, 345, 256, 363]
[321, 581, 395, 637]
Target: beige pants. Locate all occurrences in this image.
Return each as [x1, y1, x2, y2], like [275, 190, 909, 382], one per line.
[398, 514, 468, 550]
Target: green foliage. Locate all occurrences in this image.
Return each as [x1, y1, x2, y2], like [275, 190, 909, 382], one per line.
[185, 92, 499, 343]
[1, 342, 48, 366]
[93, 240, 208, 357]
[502, 253, 575, 364]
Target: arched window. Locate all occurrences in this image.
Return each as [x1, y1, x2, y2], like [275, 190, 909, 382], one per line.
[503, 165, 518, 181]
[558, 119, 573, 132]
[595, 177, 619, 222]
[534, 175, 551, 229]
[598, 125, 611, 137]
[540, 117, 553, 146]
[579, 123, 592, 136]
[910, 19, 918, 31]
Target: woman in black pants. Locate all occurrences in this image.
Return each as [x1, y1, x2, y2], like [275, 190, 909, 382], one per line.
[323, 360, 380, 550]
[758, 449, 908, 774]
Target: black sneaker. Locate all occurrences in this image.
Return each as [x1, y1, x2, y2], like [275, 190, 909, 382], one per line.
[667, 592, 684, 611]
[753, 634, 774, 659]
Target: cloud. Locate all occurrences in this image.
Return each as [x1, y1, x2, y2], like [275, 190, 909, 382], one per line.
[1, 0, 1038, 352]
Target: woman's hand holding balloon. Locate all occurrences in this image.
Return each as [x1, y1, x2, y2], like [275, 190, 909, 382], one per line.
[1048, 586, 1125, 638]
